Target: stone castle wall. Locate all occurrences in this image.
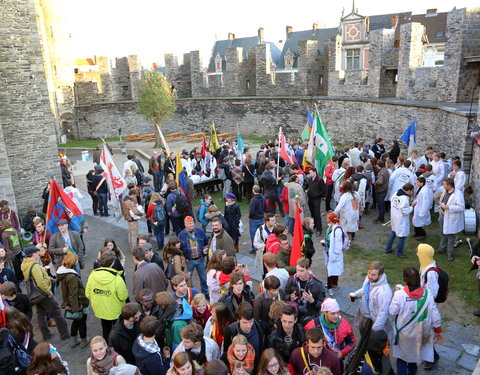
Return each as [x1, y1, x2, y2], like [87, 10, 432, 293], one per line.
[75, 97, 469, 157]
[0, 0, 60, 213]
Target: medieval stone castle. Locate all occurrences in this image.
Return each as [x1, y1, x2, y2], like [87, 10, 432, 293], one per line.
[1, 0, 480, 216]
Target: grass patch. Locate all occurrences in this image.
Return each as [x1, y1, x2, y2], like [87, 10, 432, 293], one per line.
[344, 219, 478, 310]
[59, 138, 120, 148]
[191, 190, 250, 215]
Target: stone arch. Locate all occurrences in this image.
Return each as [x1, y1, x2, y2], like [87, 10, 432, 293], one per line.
[60, 112, 76, 140]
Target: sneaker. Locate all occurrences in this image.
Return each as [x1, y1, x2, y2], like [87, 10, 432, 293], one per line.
[384, 250, 393, 254]
[473, 311, 480, 317]
[395, 254, 409, 258]
[249, 249, 257, 254]
[453, 239, 463, 248]
[448, 255, 455, 262]
[47, 320, 57, 327]
[373, 220, 384, 224]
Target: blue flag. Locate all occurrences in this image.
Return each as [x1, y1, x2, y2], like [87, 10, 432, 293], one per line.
[307, 109, 314, 128]
[237, 134, 245, 154]
[399, 119, 417, 146]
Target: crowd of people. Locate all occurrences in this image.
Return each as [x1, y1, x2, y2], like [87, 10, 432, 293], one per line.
[0, 135, 478, 375]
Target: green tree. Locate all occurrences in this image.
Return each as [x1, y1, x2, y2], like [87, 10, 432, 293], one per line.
[137, 71, 176, 147]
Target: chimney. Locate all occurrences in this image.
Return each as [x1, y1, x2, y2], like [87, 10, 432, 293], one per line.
[390, 15, 398, 27]
[258, 27, 264, 43]
[426, 8, 437, 14]
[313, 23, 318, 32]
[286, 26, 293, 39]
[228, 32, 235, 41]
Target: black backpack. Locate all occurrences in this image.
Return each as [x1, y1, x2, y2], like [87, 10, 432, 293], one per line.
[175, 193, 190, 216]
[0, 328, 30, 375]
[424, 266, 449, 303]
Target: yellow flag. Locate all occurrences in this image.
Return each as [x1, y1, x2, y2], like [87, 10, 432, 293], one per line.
[209, 122, 221, 152]
[175, 150, 182, 184]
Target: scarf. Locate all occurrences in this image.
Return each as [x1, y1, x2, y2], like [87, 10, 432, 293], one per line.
[90, 348, 118, 375]
[193, 305, 212, 327]
[186, 339, 207, 365]
[227, 343, 255, 374]
[320, 313, 341, 330]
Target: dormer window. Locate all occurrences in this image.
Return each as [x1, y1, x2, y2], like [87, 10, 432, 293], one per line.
[215, 53, 222, 73]
[284, 49, 293, 70]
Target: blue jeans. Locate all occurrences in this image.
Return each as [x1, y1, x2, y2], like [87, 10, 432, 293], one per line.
[187, 258, 208, 295]
[385, 230, 406, 256]
[153, 222, 165, 250]
[396, 358, 418, 375]
[249, 219, 264, 251]
[98, 192, 108, 216]
[152, 170, 163, 192]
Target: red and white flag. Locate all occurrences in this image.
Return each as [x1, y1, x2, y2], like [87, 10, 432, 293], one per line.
[279, 128, 298, 165]
[100, 144, 128, 210]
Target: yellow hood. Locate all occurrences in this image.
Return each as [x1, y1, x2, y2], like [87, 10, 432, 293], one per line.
[417, 244, 434, 272]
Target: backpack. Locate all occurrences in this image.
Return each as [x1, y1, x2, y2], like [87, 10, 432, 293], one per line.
[153, 203, 166, 223]
[195, 206, 202, 222]
[175, 193, 190, 216]
[0, 328, 29, 375]
[5, 229, 20, 249]
[165, 257, 176, 279]
[217, 167, 227, 181]
[424, 267, 449, 303]
[334, 226, 351, 251]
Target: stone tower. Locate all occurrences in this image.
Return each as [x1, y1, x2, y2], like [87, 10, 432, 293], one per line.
[33, 0, 75, 140]
[0, 0, 60, 213]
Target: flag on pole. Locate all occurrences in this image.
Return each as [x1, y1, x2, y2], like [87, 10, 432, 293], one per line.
[156, 124, 171, 155]
[471, 122, 480, 147]
[201, 136, 207, 158]
[290, 201, 305, 266]
[176, 151, 190, 204]
[209, 122, 221, 152]
[301, 109, 315, 141]
[399, 119, 417, 155]
[100, 144, 128, 212]
[279, 128, 298, 165]
[306, 112, 334, 176]
[46, 179, 84, 234]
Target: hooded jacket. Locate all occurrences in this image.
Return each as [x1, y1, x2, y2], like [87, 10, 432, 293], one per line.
[85, 267, 128, 320]
[56, 266, 89, 312]
[290, 343, 341, 375]
[353, 273, 392, 332]
[285, 275, 326, 318]
[219, 285, 255, 318]
[21, 257, 51, 295]
[276, 246, 296, 275]
[109, 318, 141, 365]
[249, 193, 267, 220]
[267, 320, 306, 363]
[132, 336, 169, 375]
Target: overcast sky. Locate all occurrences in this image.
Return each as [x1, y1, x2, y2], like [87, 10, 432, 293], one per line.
[65, 0, 478, 67]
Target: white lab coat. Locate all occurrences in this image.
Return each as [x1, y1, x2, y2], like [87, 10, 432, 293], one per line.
[422, 172, 436, 193]
[325, 224, 344, 277]
[431, 160, 445, 191]
[122, 160, 136, 177]
[389, 287, 441, 363]
[407, 157, 421, 172]
[201, 157, 217, 174]
[332, 167, 346, 203]
[390, 191, 413, 237]
[181, 157, 192, 176]
[450, 169, 466, 194]
[440, 189, 465, 234]
[387, 167, 414, 201]
[353, 273, 392, 332]
[348, 148, 361, 167]
[420, 262, 440, 299]
[412, 186, 433, 227]
[334, 191, 360, 233]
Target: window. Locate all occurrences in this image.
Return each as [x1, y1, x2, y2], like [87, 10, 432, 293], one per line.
[246, 80, 250, 89]
[435, 31, 444, 38]
[319, 75, 323, 86]
[361, 76, 368, 85]
[346, 49, 360, 70]
[122, 86, 129, 97]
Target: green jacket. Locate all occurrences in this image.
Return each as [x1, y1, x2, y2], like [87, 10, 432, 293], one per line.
[21, 257, 51, 295]
[276, 247, 296, 275]
[85, 267, 128, 320]
[56, 266, 89, 312]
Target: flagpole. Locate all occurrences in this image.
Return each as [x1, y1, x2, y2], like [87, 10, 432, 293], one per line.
[44, 176, 54, 233]
[277, 127, 281, 181]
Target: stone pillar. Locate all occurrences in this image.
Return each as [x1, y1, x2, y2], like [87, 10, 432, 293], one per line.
[255, 43, 272, 96]
[190, 51, 204, 97]
[128, 55, 142, 101]
[396, 22, 425, 99]
[471, 96, 480, 233]
[297, 40, 319, 95]
[164, 54, 178, 83]
[96, 56, 113, 101]
[225, 47, 243, 96]
[0, 0, 60, 213]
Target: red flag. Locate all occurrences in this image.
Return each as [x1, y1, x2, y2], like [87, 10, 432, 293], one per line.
[201, 135, 207, 158]
[290, 201, 304, 266]
[46, 179, 84, 234]
[279, 129, 298, 165]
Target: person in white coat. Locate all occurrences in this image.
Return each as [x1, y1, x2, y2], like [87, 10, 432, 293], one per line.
[438, 177, 465, 261]
[332, 160, 349, 205]
[334, 181, 360, 240]
[385, 183, 415, 258]
[323, 213, 345, 296]
[387, 160, 414, 201]
[422, 164, 437, 194]
[412, 177, 433, 239]
[407, 150, 421, 172]
[389, 267, 443, 375]
[431, 153, 445, 192]
[350, 261, 392, 374]
[201, 151, 217, 175]
[448, 159, 466, 194]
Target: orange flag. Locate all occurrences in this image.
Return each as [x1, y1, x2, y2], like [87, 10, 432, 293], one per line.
[290, 201, 305, 266]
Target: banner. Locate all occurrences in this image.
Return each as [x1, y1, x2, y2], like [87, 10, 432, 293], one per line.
[156, 124, 171, 155]
[209, 122, 221, 152]
[279, 128, 298, 165]
[399, 119, 417, 155]
[290, 202, 305, 266]
[100, 144, 128, 210]
[46, 179, 84, 234]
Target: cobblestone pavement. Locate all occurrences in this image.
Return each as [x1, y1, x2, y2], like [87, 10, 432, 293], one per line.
[40, 152, 479, 374]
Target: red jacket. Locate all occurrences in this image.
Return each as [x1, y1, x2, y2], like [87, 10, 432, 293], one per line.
[265, 233, 280, 254]
[304, 315, 356, 358]
[324, 161, 335, 185]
